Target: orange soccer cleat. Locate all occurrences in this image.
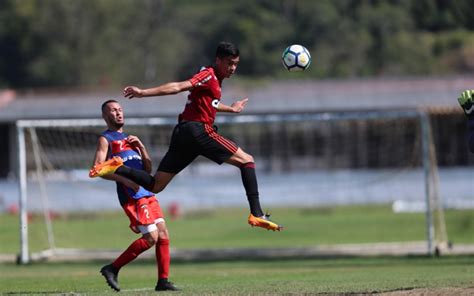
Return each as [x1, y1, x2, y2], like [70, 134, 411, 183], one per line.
[89, 156, 123, 178]
[248, 213, 283, 231]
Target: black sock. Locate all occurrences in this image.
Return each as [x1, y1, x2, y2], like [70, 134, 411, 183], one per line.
[115, 166, 156, 191]
[240, 162, 264, 217]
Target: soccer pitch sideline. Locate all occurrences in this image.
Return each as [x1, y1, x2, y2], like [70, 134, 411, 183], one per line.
[1, 256, 474, 295]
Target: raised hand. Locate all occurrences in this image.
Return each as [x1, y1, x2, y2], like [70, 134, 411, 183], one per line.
[231, 97, 249, 113]
[123, 86, 144, 99]
[126, 135, 145, 149]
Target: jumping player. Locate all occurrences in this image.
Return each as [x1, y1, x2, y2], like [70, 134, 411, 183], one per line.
[93, 100, 178, 292]
[90, 42, 282, 231]
[458, 90, 474, 153]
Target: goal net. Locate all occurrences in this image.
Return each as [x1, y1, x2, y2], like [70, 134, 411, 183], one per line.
[13, 110, 448, 263]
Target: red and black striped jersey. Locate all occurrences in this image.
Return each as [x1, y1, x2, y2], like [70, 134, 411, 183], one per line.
[179, 66, 222, 124]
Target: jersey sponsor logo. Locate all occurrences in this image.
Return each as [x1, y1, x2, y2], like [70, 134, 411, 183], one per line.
[123, 154, 142, 162]
[211, 99, 220, 108]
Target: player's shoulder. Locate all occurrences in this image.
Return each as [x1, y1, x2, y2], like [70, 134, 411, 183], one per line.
[197, 66, 214, 75]
[190, 66, 218, 87]
[101, 130, 112, 140]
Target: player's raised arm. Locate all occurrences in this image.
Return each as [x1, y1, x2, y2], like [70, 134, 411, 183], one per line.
[123, 81, 194, 99]
[92, 136, 110, 166]
[126, 135, 152, 174]
[216, 97, 249, 113]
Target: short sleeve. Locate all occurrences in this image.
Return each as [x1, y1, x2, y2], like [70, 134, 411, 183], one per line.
[189, 68, 213, 89]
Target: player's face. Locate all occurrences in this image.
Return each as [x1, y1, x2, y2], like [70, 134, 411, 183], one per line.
[103, 102, 124, 129]
[215, 55, 239, 79]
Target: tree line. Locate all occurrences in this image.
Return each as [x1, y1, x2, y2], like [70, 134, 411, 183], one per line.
[1, 0, 474, 88]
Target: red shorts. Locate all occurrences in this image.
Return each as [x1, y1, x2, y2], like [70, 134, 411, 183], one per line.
[123, 196, 164, 233]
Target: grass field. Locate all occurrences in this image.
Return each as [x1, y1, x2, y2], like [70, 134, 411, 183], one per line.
[2, 205, 474, 253]
[1, 256, 474, 295]
[1, 205, 474, 294]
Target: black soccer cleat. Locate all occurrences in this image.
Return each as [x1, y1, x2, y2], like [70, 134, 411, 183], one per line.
[100, 264, 120, 292]
[155, 278, 180, 291]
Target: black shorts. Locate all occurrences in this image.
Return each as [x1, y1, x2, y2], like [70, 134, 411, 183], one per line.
[158, 121, 238, 174]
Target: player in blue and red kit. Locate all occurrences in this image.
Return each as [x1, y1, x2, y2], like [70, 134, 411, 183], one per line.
[458, 90, 474, 153]
[93, 100, 178, 292]
[90, 42, 282, 231]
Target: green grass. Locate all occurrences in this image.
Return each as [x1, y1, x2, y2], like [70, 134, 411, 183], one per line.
[1, 205, 474, 253]
[1, 205, 474, 294]
[1, 256, 474, 295]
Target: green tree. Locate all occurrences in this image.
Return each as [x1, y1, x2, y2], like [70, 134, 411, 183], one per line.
[2, 0, 474, 88]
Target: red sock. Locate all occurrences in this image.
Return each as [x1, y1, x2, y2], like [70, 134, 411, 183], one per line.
[112, 237, 151, 270]
[156, 238, 170, 279]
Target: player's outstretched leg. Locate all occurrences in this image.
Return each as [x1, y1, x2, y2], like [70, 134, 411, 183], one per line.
[90, 157, 164, 192]
[89, 156, 123, 178]
[239, 162, 283, 231]
[100, 264, 120, 291]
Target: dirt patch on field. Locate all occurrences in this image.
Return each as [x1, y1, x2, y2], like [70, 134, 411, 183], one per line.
[380, 287, 474, 295]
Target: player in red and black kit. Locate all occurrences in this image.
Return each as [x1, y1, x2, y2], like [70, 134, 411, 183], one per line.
[90, 42, 282, 231]
[93, 100, 178, 292]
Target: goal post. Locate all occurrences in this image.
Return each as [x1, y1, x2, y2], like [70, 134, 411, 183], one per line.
[14, 110, 447, 264]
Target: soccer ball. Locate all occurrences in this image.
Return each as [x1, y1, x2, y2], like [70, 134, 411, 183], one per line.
[281, 44, 311, 72]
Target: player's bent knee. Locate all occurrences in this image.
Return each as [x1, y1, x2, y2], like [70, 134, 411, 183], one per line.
[152, 176, 173, 193]
[229, 149, 254, 166]
[238, 149, 254, 163]
[143, 231, 159, 246]
[151, 183, 166, 194]
[158, 228, 169, 240]
[246, 154, 254, 163]
[239, 154, 254, 165]
[159, 231, 169, 240]
[138, 224, 159, 245]
[156, 220, 169, 240]
[145, 236, 158, 246]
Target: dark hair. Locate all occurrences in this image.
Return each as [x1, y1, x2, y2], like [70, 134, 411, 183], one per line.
[216, 41, 239, 58]
[101, 99, 119, 112]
